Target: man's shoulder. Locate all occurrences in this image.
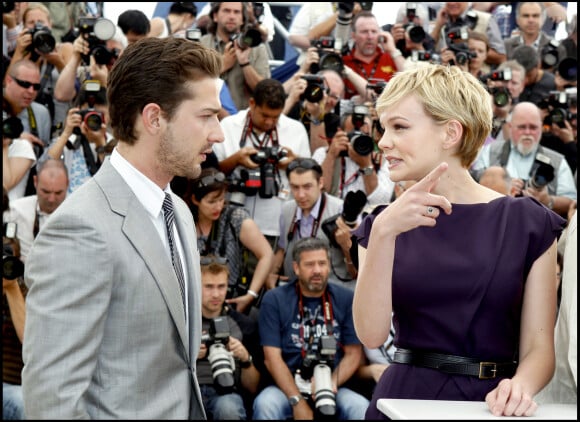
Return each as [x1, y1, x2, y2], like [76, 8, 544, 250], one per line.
[9, 194, 37, 212]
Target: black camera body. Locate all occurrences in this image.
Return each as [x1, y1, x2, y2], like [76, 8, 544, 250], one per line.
[310, 37, 344, 74]
[541, 39, 561, 69]
[322, 190, 367, 248]
[540, 91, 576, 128]
[300, 74, 325, 103]
[404, 23, 426, 44]
[27, 22, 56, 54]
[298, 335, 337, 418]
[3, 242, 24, 281]
[366, 78, 387, 96]
[77, 17, 117, 65]
[527, 152, 555, 190]
[230, 27, 262, 50]
[489, 86, 511, 107]
[444, 25, 476, 66]
[228, 168, 262, 205]
[250, 146, 287, 199]
[479, 68, 512, 83]
[203, 316, 236, 394]
[3, 115, 24, 140]
[346, 105, 374, 157]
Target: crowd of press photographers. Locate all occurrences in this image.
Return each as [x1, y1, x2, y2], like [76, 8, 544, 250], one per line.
[3, 1, 577, 420]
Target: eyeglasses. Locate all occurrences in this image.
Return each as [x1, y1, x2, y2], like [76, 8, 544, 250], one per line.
[286, 158, 322, 176]
[12, 76, 41, 91]
[193, 171, 226, 189]
[200, 255, 228, 266]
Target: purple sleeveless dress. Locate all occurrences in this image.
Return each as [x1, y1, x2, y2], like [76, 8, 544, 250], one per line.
[353, 196, 566, 419]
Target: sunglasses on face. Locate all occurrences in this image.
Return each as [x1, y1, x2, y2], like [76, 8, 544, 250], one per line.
[200, 255, 228, 266]
[12, 76, 41, 91]
[194, 172, 226, 190]
[286, 158, 322, 176]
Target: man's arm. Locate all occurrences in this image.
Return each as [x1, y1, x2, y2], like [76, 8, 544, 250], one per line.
[263, 345, 313, 419]
[332, 343, 364, 388]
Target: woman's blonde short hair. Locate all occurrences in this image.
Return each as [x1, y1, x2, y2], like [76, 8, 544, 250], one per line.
[375, 64, 492, 168]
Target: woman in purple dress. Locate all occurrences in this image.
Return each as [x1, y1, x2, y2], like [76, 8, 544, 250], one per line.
[352, 64, 566, 419]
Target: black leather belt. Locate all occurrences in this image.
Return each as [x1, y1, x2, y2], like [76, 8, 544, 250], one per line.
[393, 349, 517, 379]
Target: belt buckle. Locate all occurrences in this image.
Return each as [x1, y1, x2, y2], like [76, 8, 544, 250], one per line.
[479, 362, 497, 379]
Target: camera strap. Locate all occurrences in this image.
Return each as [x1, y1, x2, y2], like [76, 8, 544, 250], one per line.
[287, 193, 327, 242]
[240, 112, 279, 150]
[296, 283, 334, 359]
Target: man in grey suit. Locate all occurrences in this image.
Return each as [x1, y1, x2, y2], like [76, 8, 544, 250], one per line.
[21, 37, 225, 419]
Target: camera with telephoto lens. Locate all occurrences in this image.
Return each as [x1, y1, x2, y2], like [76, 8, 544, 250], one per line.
[346, 105, 374, 156]
[557, 57, 577, 82]
[2, 115, 24, 140]
[250, 146, 287, 199]
[322, 190, 367, 248]
[411, 50, 441, 64]
[230, 26, 263, 50]
[300, 74, 325, 103]
[309, 37, 344, 74]
[444, 25, 476, 66]
[3, 242, 24, 281]
[26, 22, 56, 54]
[479, 68, 512, 83]
[202, 316, 236, 394]
[296, 334, 337, 418]
[76, 17, 118, 66]
[521, 152, 555, 192]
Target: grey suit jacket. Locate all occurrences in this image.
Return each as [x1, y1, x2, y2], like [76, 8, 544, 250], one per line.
[22, 159, 206, 419]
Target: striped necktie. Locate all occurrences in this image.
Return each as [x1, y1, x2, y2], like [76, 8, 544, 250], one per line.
[162, 193, 186, 319]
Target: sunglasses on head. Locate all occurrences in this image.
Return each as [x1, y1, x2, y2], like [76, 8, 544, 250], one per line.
[12, 76, 41, 91]
[286, 158, 322, 176]
[194, 172, 226, 189]
[200, 255, 228, 266]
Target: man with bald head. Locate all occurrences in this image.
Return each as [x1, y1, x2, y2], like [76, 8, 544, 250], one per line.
[473, 101, 576, 217]
[4, 158, 69, 263]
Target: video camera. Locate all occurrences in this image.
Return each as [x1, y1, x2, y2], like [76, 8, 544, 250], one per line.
[26, 22, 56, 55]
[75, 17, 118, 66]
[202, 316, 236, 394]
[309, 36, 344, 74]
[296, 334, 337, 418]
[322, 190, 367, 248]
[300, 74, 325, 103]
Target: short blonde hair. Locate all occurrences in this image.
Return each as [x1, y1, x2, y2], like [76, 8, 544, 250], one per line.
[375, 64, 492, 168]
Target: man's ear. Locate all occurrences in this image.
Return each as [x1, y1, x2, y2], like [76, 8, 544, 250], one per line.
[142, 103, 162, 133]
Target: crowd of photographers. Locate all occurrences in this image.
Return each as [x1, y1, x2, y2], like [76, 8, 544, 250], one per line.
[3, 1, 577, 420]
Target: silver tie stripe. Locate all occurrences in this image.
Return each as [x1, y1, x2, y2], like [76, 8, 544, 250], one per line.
[163, 193, 186, 319]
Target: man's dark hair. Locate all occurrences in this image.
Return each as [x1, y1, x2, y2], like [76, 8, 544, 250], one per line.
[252, 78, 287, 109]
[512, 45, 539, 73]
[170, 2, 197, 16]
[292, 237, 331, 263]
[207, 2, 248, 36]
[107, 37, 222, 145]
[117, 10, 151, 36]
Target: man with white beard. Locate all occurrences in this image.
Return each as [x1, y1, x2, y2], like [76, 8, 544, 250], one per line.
[472, 101, 576, 218]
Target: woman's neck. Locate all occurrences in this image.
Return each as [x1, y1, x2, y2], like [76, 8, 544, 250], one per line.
[197, 217, 213, 236]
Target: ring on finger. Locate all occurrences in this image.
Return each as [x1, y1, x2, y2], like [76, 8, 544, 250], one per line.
[427, 206, 434, 215]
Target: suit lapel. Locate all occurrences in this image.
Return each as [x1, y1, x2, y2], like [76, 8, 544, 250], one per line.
[95, 161, 190, 356]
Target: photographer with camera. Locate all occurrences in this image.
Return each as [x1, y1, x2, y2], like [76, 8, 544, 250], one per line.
[200, 2, 270, 111]
[268, 158, 359, 291]
[213, 79, 310, 250]
[43, 80, 112, 193]
[184, 167, 273, 316]
[3, 58, 51, 200]
[341, 11, 405, 100]
[473, 101, 576, 217]
[197, 256, 261, 420]
[431, 2, 506, 66]
[253, 237, 369, 420]
[314, 104, 395, 207]
[7, 3, 75, 131]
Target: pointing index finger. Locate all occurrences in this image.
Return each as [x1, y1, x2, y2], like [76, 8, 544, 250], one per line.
[410, 162, 449, 193]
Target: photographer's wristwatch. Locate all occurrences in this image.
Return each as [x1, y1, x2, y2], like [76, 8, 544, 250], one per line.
[359, 166, 374, 176]
[288, 395, 302, 407]
[239, 355, 253, 369]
